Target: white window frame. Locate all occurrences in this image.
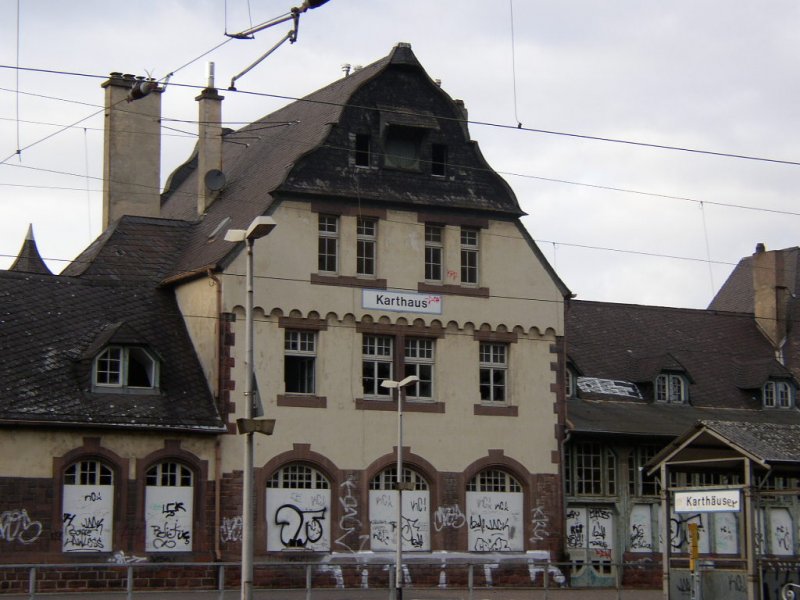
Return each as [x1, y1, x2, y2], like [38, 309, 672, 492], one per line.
[318, 214, 339, 274]
[94, 346, 159, 391]
[362, 335, 393, 398]
[479, 342, 507, 404]
[764, 380, 793, 409]
[284, 330, 316, 394]
[655, 373, 687, 404]
[460, 227, 479, 285]
[404, 338, 434, 400]
[424, 224, 443, 283]
[357, 217, 377, 277]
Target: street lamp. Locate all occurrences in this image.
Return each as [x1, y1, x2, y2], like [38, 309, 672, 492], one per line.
[225, 215, 277, 600]
[380, 375, 419, 600]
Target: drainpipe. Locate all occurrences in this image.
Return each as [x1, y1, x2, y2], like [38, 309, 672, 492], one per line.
[208, 268, 224, 561]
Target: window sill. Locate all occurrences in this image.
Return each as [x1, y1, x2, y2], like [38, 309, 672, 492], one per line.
[277, 394, 327, 409]
[418, 282, 489, 298]
[473, 403, 518, 417]
[356, 398, 445, 413]
[311, 274, 387, 289]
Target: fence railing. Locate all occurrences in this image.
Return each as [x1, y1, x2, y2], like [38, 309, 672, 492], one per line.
[0, 558, 665, 599]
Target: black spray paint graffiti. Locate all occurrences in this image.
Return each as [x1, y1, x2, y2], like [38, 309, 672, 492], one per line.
[566, 509, 585, 549]
[220, 516, 243, 543]
[0, 509, 43, 545]
[630, 523, 653, 550]
[670, 513, 704, 551]
[275, 504, 326, 548]
[433, 504, 465, 532]
[63, 513, 105, 551]
[401, 515, 424, 548]
[150, 521, 191, 549]
[161, 502, 186, 518]
[588, 508, 612, 550]
[335, 475, 369, 553]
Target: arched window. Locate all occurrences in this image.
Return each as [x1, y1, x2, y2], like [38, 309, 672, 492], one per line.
[466, 468, 523, 551]
[266, 464, 330, 551]
[369, 467, 430, 551]
[145, 462, 194, 552]
[62, 460, 114, 553]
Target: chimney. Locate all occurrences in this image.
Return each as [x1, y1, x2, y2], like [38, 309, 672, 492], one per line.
[101, 73, 163, 229]
[196, 62, 225, 216]
[752, 243, 790, 352]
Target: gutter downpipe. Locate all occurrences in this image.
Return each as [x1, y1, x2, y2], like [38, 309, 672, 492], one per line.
[208, 267, 224, 562]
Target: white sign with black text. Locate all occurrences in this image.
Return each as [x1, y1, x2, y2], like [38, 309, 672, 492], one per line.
[674, 489, 741, 513]
[362, 289, 443, 314]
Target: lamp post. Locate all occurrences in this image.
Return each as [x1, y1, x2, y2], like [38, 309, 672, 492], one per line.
[380, 375, 419, 600]
[225, 216, 277, 600]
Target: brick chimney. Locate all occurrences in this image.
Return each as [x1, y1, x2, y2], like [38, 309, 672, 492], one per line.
[195, 63, 224, 215]
[752, 243, 790, 353]
[101, 73, 162, 229]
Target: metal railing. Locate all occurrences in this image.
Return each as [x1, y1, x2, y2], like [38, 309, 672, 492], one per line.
[0, 559, 664, 599]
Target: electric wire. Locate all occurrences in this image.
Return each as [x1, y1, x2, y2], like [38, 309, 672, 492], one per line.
[2, 64, 799, 168]
[508, 0, 522, 128]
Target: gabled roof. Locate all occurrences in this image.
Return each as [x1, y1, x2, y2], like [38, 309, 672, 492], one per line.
[159, 43, 523, 283]
[0, 222, 224, 432]
[647, 420, 800, 476]
[9, 224, 51, 275]
[566, 299, 800, 436]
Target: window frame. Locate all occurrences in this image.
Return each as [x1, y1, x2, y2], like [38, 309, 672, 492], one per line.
[460, 226, 479, 285]
[431, 144, 447, 177]
[384, 126, 422, 171]
[424, 224, 443, 283]
[362, 334, 394, 398]
[627, 445, 661, 497]
[356, 217, 377, 277]
[479, 342, 508, 404]
[284, 330, 317, 395]
[354, 133, 370, 167]
[318, 214, 339, 274]
[565, 442, 617, 497]
[655, 373, 688, 404]
[403, 337, 434, 400]
[93, 345, 159, 392]
[361, 334, 437, 402]
[764, 380, 793, 409]
[467, 468, 521, 493]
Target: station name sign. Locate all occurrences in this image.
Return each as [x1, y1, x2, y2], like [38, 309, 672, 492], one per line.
[674, 489, 741, 513]
[362, 289, 443, 315]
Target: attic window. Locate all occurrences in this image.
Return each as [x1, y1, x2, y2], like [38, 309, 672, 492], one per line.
[384, 126, 422, 170]
[355, 134, 370, 167]
[94, 346, 159, 392]
[763, 380, 793, 409]
[431, 144, 447, 176]
[655, 373, 687, 404]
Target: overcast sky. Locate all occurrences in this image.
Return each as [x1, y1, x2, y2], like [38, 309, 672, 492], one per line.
[1, 1, 798, 309]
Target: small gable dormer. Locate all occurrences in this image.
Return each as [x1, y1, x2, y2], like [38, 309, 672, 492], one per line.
[84, 322, 160, 393]
[734, 358, 796, 410]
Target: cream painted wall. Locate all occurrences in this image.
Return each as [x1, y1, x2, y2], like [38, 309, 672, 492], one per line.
[217, 200, 564, 477]
[174, 274, 220, 396]
[1, 430, 217, 478]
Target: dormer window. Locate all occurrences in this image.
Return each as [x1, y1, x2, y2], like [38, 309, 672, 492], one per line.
[565, 368, 577, 398]
[763, 380, 793, 409]
[94, 346, 159, 391]
[655, 373, 687, 404]
[384, 126, 422, 170]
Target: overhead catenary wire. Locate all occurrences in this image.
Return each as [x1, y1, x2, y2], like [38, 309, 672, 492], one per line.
[2, 64, 799, 168]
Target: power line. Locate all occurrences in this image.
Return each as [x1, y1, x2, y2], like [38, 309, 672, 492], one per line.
[2, 64, 799, 168]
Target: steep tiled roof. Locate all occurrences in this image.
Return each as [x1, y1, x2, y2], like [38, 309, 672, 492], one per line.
[0, 224, 224, 432]
[9, 225, 51, 275]
[566, 299, 800, 436]
[702, 420, 800, 463]
[709, 246, 800, 312]
[159, 43, 522, 282]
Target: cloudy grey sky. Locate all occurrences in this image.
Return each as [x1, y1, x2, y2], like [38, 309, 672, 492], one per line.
[1, 1, 798, 308]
